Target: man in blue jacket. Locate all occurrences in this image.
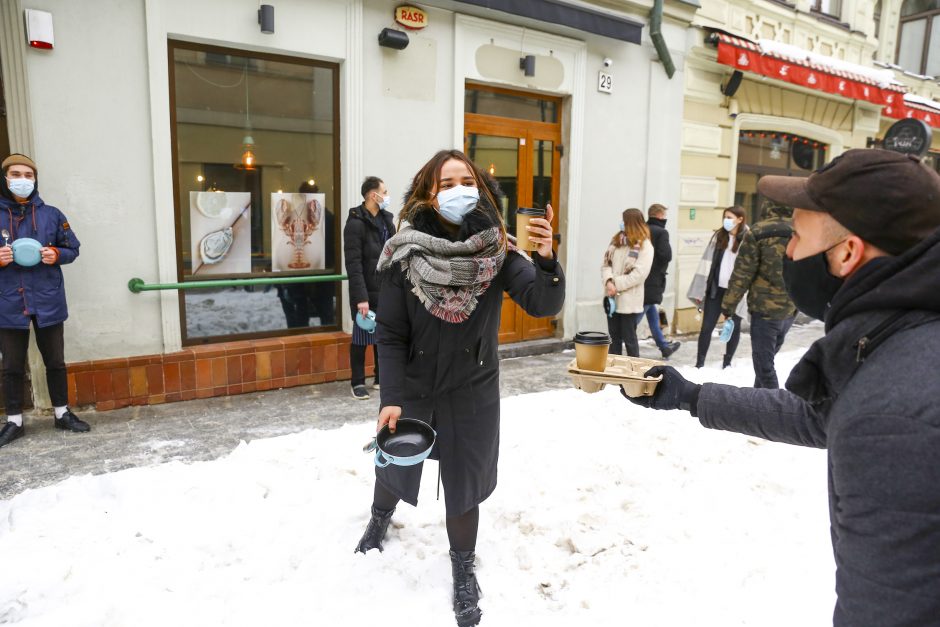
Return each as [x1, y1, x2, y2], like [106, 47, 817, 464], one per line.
[0, 154, 88, 448]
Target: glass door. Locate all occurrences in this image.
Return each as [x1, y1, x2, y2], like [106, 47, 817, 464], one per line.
[465, 108, 561, 343]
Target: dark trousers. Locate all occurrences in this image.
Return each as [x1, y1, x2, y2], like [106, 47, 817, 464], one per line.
[350, 344, 379, 387]
[607, 312, 640, 357]
[696, 287, 741, 367]
[750, 313, 794, 388]
[0, 319, 68, 415]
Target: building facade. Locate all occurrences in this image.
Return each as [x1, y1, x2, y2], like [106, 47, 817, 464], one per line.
[0, 0, 698, 410]
[673, 0, 940, 332]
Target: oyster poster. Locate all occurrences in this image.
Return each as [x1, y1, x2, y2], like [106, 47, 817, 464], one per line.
[271, 193, 325, 271]
[189, 192, 252, 275]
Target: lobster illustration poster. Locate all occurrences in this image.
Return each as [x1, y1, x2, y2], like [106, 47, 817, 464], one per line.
[189, 191, 252, 276]
[271, 193, 325, 271]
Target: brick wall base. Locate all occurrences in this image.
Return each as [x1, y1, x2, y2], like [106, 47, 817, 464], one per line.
[66, 332, 373, 411]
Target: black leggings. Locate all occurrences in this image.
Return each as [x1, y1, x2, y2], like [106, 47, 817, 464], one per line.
[372, 480, 479, 552]
[696, 287, 741, 367]
[0, 318, 68, 415]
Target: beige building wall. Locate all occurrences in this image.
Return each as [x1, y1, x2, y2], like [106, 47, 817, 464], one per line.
[674, 0, 893, 333]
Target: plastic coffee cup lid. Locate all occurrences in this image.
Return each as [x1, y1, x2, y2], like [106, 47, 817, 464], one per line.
[517, 207, 546, 216]
[574, 331, 611, 345]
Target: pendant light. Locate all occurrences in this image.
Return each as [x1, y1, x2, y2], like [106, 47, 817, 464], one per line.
[237, 64, 257, 171]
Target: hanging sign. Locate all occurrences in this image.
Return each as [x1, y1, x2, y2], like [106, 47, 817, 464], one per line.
[882, 118, 932, 157]
[395, 5, 428, 30]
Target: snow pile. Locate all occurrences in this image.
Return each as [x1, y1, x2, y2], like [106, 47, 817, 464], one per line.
[0, 352, 834, 626]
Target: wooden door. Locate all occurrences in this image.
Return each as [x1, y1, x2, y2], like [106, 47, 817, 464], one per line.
[465, 113, 561, 343]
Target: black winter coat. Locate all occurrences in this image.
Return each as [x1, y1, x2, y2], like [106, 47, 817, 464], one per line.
[696, 226, 940, 626]
[375, 205, 565, 516]
[343, 204, 395, 320]
[643, 217, 671, 305]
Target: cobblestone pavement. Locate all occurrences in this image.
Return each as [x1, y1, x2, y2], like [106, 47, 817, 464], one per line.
[0, 323, 824, 500]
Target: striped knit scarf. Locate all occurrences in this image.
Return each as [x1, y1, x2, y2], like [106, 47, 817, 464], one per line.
[376, 225, 512, 323]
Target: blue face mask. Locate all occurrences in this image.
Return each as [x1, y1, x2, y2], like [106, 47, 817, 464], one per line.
[723, 217, 736, 232]
[377, 193, 390, 211]
[437, 185, 479, 225]
[7, 178, 34, 199]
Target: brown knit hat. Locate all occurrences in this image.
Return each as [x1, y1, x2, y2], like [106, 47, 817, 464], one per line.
[1, 154, 37, 174]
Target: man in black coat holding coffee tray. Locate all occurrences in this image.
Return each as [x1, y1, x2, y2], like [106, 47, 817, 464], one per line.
[353, 150, 564, 627]
[625, 149, 940, 627]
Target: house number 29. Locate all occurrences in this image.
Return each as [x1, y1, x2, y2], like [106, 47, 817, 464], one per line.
[598, 72, 613, 94]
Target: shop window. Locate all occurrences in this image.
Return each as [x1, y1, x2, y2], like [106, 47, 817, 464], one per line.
[169, 41, 340, 344]
[735, 131, 828, 222]
[813, 0, 843, 18]
[897, 0, 940, 75]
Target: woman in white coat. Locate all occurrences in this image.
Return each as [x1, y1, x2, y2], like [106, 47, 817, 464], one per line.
[602, 208, 653, 357]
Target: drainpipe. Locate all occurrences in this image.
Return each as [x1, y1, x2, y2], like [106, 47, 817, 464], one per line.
[650, 0, 676, 79]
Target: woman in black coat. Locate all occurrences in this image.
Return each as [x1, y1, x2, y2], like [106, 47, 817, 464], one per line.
[354, 150, 565, 627]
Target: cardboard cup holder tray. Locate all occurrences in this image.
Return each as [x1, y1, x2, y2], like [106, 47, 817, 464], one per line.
[567, 355, 664, 396]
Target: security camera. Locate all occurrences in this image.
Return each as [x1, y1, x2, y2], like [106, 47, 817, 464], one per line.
[603, 57, 613, 68]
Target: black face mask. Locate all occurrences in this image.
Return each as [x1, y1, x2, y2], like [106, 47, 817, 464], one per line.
[782, 244, 845, 321]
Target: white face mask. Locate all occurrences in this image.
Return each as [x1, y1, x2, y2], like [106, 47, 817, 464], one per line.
[7, 178, 34, 198]
[436, 185, 479, 225]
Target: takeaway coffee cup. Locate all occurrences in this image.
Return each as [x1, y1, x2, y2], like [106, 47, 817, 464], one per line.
[516, 207, 546, 251]
[574, 331, 611, 372]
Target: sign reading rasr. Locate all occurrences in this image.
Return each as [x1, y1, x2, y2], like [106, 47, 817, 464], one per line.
[395, 5, 428, 30]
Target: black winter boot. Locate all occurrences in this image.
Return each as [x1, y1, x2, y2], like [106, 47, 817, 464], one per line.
[450, 550, 482, 627]
[354, 506, 395, 553]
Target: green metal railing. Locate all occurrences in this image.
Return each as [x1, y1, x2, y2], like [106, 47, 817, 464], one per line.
[128, 274, 347, 293]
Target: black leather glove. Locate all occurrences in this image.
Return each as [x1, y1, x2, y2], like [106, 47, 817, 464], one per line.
[621, 365, 702, 415]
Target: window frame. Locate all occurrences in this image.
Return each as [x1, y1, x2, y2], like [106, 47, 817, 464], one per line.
[812, 0, 843, 18]
[896, 1, 940, 75]
[167, 39, 342, 346]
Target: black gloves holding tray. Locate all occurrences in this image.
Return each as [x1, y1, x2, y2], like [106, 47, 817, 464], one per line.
[622, 366, 702, 415]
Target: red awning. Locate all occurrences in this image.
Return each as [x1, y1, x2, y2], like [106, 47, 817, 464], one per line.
[714, 33, 907, 112]
[894, 96, 940, 126]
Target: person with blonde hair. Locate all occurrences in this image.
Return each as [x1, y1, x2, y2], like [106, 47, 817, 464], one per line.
[602, 208, 653, 357]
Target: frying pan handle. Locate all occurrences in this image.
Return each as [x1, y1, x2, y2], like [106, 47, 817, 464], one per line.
[374, 450, 393, 468]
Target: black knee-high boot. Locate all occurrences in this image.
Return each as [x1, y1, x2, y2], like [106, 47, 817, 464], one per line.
[450, 549, 482, 627]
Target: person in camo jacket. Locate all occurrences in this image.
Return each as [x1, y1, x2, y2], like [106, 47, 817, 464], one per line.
[720, 203, 797, 388]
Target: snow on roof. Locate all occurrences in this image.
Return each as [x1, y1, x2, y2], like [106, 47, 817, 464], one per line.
[903, 92, 940, 112]
[758, 39, 897, 88]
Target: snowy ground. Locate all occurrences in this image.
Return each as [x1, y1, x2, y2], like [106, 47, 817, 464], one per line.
[0, 352, 834, 627]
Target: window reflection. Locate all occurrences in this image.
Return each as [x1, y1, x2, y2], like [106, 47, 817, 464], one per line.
[170, 42, 340, 343]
